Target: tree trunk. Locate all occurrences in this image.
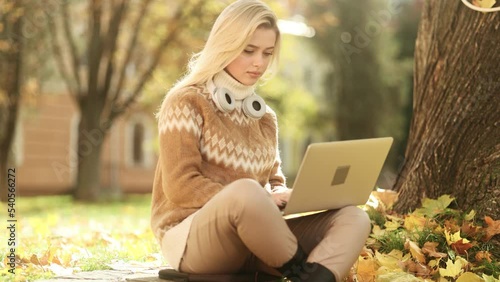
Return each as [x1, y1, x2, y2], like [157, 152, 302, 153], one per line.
[393, 1, 500, 220]
[73, 101, 107, 201]
[333, 0, 383, 140]
[0, 0, 23, 202]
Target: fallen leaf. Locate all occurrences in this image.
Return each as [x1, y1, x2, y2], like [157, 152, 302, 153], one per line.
[404, 214, 431, 231]
[445, 230, 470, 245]
[482, 273, 500, 282]
[444, 219, 460, 233]
[461, 221, 480, 238]
[439, 257, 468, 279]
[451, 239, 473, 255]
[376, 272, 421, 282]
[464, 210, 476, 221]
[375, 250, 405, 270]
[371, 189, 399, 210]
[456, 272, 483, 282]
[483, 216, 500, 241]
[414, 195, 454, 218]
[422, 242, 447, 259]
[355, 255, 376, 282]
[399, 259, 433, 277]
[475, 251, 492, 262]
[472, 0, 497, 8]
[405, 239, 426, 264]
[384, 220, 401, 231]
[439, 258, 464, 278]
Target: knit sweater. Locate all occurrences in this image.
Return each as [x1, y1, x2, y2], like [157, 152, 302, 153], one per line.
[151, 71, 287, 248]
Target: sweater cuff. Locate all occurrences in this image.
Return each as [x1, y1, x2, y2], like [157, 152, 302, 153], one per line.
[271, 185, 289, 193]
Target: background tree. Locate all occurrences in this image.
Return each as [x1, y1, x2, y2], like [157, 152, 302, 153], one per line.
[393, 1, 500, 221]
[0, 0, 23, 202]
[47, 0, 214, 201]
[304, 0, 417, 177]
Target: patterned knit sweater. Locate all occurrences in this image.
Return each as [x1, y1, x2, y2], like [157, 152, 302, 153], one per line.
[151, 71, 287, 242]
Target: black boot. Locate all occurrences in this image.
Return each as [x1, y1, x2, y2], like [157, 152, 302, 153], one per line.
[299, 262, 336, 282]
[277, 245, 307, 279]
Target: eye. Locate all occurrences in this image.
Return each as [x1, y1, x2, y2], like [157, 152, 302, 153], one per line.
[264, 52, 273, 57]
[244, 49, 254, 54]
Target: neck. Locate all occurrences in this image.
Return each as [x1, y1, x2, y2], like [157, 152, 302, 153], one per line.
[209, 70, 254, 100]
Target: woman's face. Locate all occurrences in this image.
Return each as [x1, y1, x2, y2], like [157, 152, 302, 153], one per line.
[225, 28, 277, 86]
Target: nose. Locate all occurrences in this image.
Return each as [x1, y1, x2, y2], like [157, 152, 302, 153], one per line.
[253, 54, 264, 67]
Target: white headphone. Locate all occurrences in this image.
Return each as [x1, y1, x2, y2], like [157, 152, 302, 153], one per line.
[208, 80, 267, 119]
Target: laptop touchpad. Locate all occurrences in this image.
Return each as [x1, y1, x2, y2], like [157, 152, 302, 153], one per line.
[331, 165, 350, 186]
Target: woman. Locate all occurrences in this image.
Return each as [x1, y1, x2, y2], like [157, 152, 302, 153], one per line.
[150, 1, 371, 281]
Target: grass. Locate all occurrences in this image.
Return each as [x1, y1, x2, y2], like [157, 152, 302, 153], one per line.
[0, 194, 162, 281]
[1, 193, 499, 282]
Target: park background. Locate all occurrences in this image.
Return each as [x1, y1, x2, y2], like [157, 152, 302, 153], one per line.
[0, 0, 498, 281]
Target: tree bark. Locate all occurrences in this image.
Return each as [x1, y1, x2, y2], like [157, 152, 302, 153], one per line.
[73, 99, 108, 201]
[393, 1, 500, 220]
[0, 0, 23, 202]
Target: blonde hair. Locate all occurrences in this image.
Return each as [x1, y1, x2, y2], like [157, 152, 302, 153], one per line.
[167, 0, 281, 96]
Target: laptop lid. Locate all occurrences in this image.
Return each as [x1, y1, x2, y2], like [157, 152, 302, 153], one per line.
[282, 137, 393, 216]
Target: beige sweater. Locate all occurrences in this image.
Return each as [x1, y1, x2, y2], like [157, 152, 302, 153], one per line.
[151, 71, 287, 257]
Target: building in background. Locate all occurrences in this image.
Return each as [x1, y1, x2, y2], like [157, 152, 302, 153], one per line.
[13, 92, 157, 195]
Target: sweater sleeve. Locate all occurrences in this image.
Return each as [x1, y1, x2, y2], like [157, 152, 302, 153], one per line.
[157, 89, 224, 208]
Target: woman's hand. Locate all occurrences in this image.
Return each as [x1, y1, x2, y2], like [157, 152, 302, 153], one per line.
[271, 189, 292, 210]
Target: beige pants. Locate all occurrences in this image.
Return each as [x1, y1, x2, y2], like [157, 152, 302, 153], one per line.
[178, 179, 371, 281]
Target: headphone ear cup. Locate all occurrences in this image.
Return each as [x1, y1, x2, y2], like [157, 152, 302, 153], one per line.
[212, 87, 236, 113]
[242, 94, 266, 119]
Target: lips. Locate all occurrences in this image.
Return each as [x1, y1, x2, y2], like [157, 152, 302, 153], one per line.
[248, 71, 262, 77]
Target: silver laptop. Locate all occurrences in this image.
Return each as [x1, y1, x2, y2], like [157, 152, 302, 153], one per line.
[282, 137, 393, 217]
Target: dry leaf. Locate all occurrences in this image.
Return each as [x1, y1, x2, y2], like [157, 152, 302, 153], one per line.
[405, 239, 426, 264]
[399, 259, 432, 277]
[371, 189, 399, 210]
[456, 272, 483, 282]
[404, 214, 431, 231]
[445, 230, 470, 245]
[451, 239, 473, 255]
[461, 221, 480, 238]
[422, 242, 447, 259]
[439, 257, 466, 278]
[483, 216, 500, 241]
[355, 255, 377, 282]
[475, 251, 492, 262]
[444, 219, 460, 233]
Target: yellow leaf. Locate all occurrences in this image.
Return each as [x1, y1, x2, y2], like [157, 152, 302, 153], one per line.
[355, 255, 377, 282]
[405, 239, 426, 264]
[464, 210, 476, 221]
[482, 273, 500, 282]
[472, 0, 496, 8]
[456, 272, 483, 282]
[371, 225, 385, 237]
[384, 220, 401, 231]
[375, 250, 404, 270]
[404, 214, 430, 231]
[371, 189, 399, 210]
[376, 272, 421, 282]
[445, 230, 470, 245]
[414, 195, 454, 217]
[439, 257, 467, 279]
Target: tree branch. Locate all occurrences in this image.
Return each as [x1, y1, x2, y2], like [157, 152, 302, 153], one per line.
[87, 0, 104, 98]
[109, 2, 201, 122]
[101, 0, 129, 99]
[46, 6, 81, 107]
[110, 0, 152, 105]
[61, 0, 82, 95]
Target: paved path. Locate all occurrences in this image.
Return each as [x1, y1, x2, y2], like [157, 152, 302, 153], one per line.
[37, 261, 172, 282]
